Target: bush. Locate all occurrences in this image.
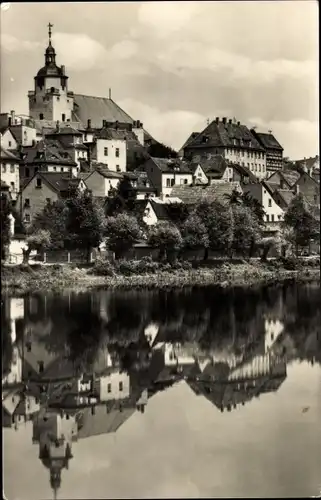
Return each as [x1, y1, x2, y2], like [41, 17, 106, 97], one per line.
[89, 258, 115, 276]
[279, 256, 302, 271]
[170, 260, 192, 271]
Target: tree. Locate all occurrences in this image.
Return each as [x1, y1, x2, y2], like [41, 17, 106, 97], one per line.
[181, 214, 209, 253]
[224, 188, 243, 205]
[148, 222, 183, 261]
[105, 213, 141, 259]
[32, 199, 69, 249]
[106, 175, 138, 216]
[22, 229, 51, 264]
[147, 141, 178, 159]
[65, 190, 105, 261]
[284, 194, 318, 255]
[0, 193, 12, 261]
[166, 202, 190, 228]
[195, 200, 234, 259]
[241, 191, 266, 225]
[232, 204, 261, 257]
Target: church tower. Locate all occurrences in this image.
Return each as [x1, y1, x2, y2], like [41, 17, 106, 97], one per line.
[28, 23, 74, 123]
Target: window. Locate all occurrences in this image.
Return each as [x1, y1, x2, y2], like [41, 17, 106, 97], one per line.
[38, 361, 44, 373]
[107, 383, 111, 393]
[104, 147, 108, 156]
[24, 214, 31, 223]
[271, 214, 274, 222]
[166, 178, 171, 187]
[46, 198, 51, 204]
[266, 214, 269, 222]
[57, 96, 60, 101]
[39, 113, 44, 120]
[115, 148, 120, 158]
[184, 179, 188, 184]
[2, 164, 6, 173]
[62, 113, 66, 122]
[53, 166, 57, 172]
[116, 165, 120, 172]
[36, 178, 42, 188]
[25, 198, 30, 207]
[278, 215, 282, 220]
[10, 182, 15, 190]
[268, 199, 272, 207]
[60, 167, 64, 172]
[119, 382, 123, 391]
[170, 179, 175, 187]
[8, 141, 12, 147]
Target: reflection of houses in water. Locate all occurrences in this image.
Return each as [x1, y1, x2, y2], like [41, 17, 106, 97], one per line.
[264, 319, 284, 353]
[33, 409, 77, 500]
[8, 297, 25, 343]
[2, 345, 22, 386]
[188, 353, 287, 412]
[2, 387, 40, 430]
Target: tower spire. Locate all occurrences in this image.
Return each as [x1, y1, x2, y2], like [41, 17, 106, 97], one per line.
[48, 22, 53, 44]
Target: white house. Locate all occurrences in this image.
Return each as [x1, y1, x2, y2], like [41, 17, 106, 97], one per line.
[264, 319, 284, 352]
[81, 167, 123, 197]
[94, 369, 130, 402]
[242, 181, 284, 233]
[92, 128, 127, 173]
[144, 157, 193, 197]
[0, 128, 18, 150]
[0, 147, 20, 200]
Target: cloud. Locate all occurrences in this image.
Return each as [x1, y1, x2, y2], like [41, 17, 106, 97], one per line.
[1, 33, 42, 52]
[51, 33, 108, 71]
[137, 1, 199, 38]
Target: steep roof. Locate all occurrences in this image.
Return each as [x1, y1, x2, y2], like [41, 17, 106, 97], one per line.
[0, 146, 20, 162]
[170, 182, 242, 205]
[18, 140, 77, 166]
[281, 169, 301, 187]
[251, 131, 283, 151]
[21, 172, 83, 195]
[150, 157, 192, 174]
[179, 131, 200, 151]
[191, 155, 228, 178]
[97, 127, 136, 141]
[232, 163, 258, 182]
[149, 199, 170, 220]
[273, 189, 295, 208]
[77, 403, 135, 439]
[73, 95, 134, 128]
[89, 166, 123, 179]
[45, 125, 83, 136]
[185, 119, 264, 151]
[292, 155, 319, 170]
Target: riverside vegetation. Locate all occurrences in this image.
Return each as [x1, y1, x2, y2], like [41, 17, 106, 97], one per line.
[1, 177, 320, 294]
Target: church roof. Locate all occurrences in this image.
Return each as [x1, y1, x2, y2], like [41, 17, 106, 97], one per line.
[73, 94, 134, 128]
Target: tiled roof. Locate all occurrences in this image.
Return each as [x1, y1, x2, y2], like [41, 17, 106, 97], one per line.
[77, 403, 135, 439]
[19, 140, 77, 166]
[0, 146, 20, 161]
[185, 119, 264, 151]
[33, 119, 82, 134]
[180, 131, 200, 151]
[91, 166, 123, 179]
[73, 94, 134, 128]
[170, 182, 242, 205]
[281, 169, 301, 187]
[149, 199, 170, 220]
[46, 125, 83, 136]
[273, 189, 295, 208]
[151, 157, 192, 174]
[191, 155, 228, 178]
[97, 128, 136, 141]
[232, 163, 258, 182]
[32, 172, 83, 194]
[251, 131, 283, 151]
[292, 156, 319, 170]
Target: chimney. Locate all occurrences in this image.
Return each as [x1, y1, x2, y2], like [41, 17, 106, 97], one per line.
[87, 119, 91, 129]
[11, 110, 15, 125]
[237, 121, 240, 126]
[222, 117, 227, 124]
[109, 88, 112, 99]
[102, 120, 106, 128]
[215, 117, 219, 123]
[115, 120, 119, 130]
[141, 122, 143, 129]
[8, 117, 12, 127]
[228, 119, 232, 124]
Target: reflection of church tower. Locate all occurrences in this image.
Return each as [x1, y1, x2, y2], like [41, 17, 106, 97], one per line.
[28, 23, 74, 123]
[33, 409, 77, 500]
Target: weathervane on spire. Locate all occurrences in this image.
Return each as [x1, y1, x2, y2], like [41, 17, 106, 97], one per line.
[48, 22, 53, 43]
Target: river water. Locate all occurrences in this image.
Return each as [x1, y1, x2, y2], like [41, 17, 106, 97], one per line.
[2, 282, 321, 499]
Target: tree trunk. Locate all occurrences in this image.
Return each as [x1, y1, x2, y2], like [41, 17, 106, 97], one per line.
[22, 248, 31, 264]
[203, 247, 209, 261]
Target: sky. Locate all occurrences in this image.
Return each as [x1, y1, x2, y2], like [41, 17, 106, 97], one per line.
[3, 364, 321, 499]
[0, 1, 319, 159]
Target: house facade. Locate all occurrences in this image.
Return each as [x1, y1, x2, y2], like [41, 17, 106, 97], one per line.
[81, 168, 122, 197]
[0, 147, 20, 200]
[183, 117, 267, 181]
[250, 130, 284, 174]
[91, 128, 127, 173]
[0, 127, 18, 150]
[144, 157, 193, 197]
[242, 182, 284, 233]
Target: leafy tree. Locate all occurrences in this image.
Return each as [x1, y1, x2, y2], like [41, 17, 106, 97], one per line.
[181, 214, 209, 252]
[65, 190, 105, 261]
[22, 229, 51, 264]
[232, 204, 261, 257]
[148, 222, 183, 261]
[195, 200, 234, 258]
[224, 188, 243, 205]
[284, 194, 319, 255]
[105, 213, 141, 259]
[32, 199, 68, 249]
[106, 175, 138, 216]
[0, 194, 12, 261]
[1, 299, 13, 377]
[147, 141, 178, 159]
[166, 202, 190, 228]
[241, 191, 266, 225]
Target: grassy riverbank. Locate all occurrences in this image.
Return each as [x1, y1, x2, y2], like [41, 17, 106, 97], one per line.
[1, 258, 320, 295]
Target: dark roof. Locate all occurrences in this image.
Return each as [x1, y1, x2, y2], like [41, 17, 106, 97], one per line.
[77, 403, 135, 439]
[90, 166, 123, 179]
[292, 156, 319, 170]
[185, 119, 264, 151]
[22, 172, 83, 194]
[251, 131, 283, 151]
[73, 95, 134, 128]
[191, 155, 228, 178]
[97, 127, 137, 141]
[170, 182, 242, 205]
[45, 125, 82, 136]
[281, 169, 301, 187]
[179, 131, 200, 151]
[0, 146, 20, 162]
[150, 157, 192, 174]
[18, 140, 77, 166]
[232, 163, 258, 182]
[273, 189, 295, 207]
[149, 200, 170, 220]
